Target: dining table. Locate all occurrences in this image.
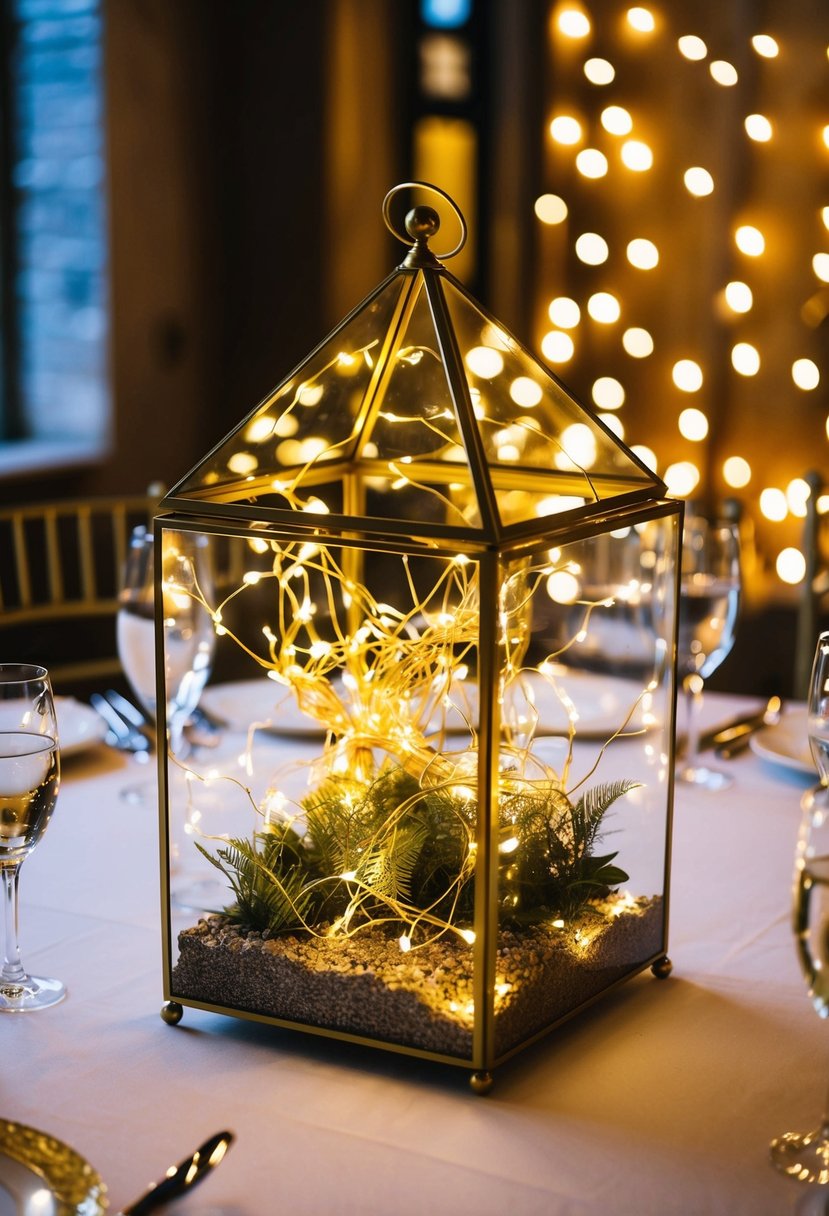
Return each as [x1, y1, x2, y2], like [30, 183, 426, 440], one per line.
[3, 684, 825, 1216]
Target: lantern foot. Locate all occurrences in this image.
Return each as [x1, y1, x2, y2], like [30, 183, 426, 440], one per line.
[469, 1070, 494, 1096]
[161, 1000, 184, 1025]
[651, 955, 672, 979]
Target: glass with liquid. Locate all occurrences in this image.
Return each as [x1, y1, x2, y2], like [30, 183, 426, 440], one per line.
[676, 515, 741, 790]
[771, 632, 829, 1181]
[117, 526, 216, 754]
[0, 664, 65, 1012]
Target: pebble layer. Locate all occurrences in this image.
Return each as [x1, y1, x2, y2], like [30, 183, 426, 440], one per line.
[171, 894, 664, 1057]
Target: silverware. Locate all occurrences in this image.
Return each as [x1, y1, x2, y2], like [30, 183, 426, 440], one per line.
[715, 695, 783, 758]
[0, 1130, 233, 1216]
[90, 692, 151, 758]
[116, 1129, 234, 1216]
[677, 695, 783, 758]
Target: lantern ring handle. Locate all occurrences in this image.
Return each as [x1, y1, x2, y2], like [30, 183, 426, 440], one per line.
[382, 181, 468, 261]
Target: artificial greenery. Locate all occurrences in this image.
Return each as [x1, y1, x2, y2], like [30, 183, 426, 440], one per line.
[196, 762, 636, 944]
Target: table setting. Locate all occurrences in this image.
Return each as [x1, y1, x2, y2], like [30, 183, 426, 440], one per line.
[2, 183, 828, 1213]
[2, 591, 827, 1213]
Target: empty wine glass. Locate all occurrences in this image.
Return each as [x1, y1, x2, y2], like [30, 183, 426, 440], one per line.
[770, 631, 829, 1184]
[676, 513, 741, 790]
[117, 526, 216, 756]
[0, 664, 65, 1012]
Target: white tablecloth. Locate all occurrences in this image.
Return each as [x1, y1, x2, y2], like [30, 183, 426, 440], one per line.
[4, 691, 822, 1216]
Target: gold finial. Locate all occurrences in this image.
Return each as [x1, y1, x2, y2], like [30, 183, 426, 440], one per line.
[382, 181, 467, 268]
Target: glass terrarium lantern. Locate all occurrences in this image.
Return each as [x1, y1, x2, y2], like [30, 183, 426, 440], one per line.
[155, 183, 681, 1092]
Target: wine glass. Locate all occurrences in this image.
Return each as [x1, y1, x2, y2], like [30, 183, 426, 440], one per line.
[117, 526, 216, 757]
[770, 631, 829, 1184]
[0, 664, 65, 1012]
[676, 513, 741, 790]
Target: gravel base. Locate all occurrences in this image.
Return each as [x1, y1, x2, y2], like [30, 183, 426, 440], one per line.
[171, 894, 664, 1058]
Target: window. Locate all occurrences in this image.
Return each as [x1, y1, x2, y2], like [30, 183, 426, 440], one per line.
[0, 0, 110, 476]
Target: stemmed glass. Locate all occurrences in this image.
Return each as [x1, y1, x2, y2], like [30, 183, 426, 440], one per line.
[0, 664, 65, 1012]
[676, 513, 741, 790]
[770, 631, 829, 1184]
[117, 526, 216, 758]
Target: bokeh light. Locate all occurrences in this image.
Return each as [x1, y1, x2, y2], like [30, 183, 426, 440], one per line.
[534, 193, 568, 224]
[622, 327, 654, 357]
[731, 342, 760, 376]
[678, 35, 707, 60]
[776, 548, 806, 585]
[735, 225, 765, 256]
[678, 407, 709, 441]
[548, 296, 581, 327]
[684, 167, 714, 196]
[550, 115, 583, 145]
[759, 487, 787, 521]
[672, 359, 703, 392]
[792, 358, 820, 390]
[592, 376, 625, 409]
[574, 232, 609, 264]
[723, 456, 751, 489]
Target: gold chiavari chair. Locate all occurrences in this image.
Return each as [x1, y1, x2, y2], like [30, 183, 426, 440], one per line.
[0, 488, 164, 694]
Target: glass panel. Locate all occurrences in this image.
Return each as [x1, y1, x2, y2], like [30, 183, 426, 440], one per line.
[360, 277, 482, 529]
[493, 511, 677, 1055]
[165, 529, 482, 1060]
[441, 278, 661, 526]
[171, 277, 408, 503]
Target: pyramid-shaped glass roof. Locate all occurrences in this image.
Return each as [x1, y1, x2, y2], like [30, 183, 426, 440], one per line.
[167, 186, 664, 543]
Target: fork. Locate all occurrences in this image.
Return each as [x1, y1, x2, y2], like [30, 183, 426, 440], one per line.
[90, 692, 152, 758]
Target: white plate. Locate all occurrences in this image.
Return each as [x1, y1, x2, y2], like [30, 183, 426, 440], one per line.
[749, 707, 815, 776]
[56, 696, 108, 756]
[201, 669, 652, 742]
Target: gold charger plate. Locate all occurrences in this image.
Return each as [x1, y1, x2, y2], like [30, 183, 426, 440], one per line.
[0, 1120, 107, 1215]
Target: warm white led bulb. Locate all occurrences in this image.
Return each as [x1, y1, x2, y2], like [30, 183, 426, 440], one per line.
[776, 548, 806, 585]
[587, 292, 621, 323]
[731, 342, 760, 376]
[623, 327, 654, 357]
[627, 237, 659, 269]
[534, 194, 568, 224]
[710, 60, 738, 86]
[684, 167, 714, 196]
[574, 232, 609, 264]
[627, 7, 655, 32]
[813, 253, 829, 282]
[678, 407, 709, 441]
[550, 115, 583, 145]
[723, 456, 751, 489]
[745, 114, 772, 142]
[735, 225, 765, 256]
[592, 376, 625, 409]
[576, 148, 609, 178]
[548, 296, 581, 328]
[724, 281, 753, 313]
[557, 8, 591, 37]
[678, 35, 707, 60]
[672, 359, 703, 392]
[664, 461, 700, 497]
[601, 105, 633, 135]
[759, 487, 787, 521]
[584, 57, 616, 85]
[793, 359, 820, 390]
[621, 139, 653, 170]
[541, 330, 575, 363]
[751, 34, 779, 58]
[631, 443, 658, 471]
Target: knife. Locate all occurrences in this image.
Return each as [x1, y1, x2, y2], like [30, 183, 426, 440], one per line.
[678, 696, 783, 758]
[700, 696, 782, 752]
[117, 1129, 234, 1216]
